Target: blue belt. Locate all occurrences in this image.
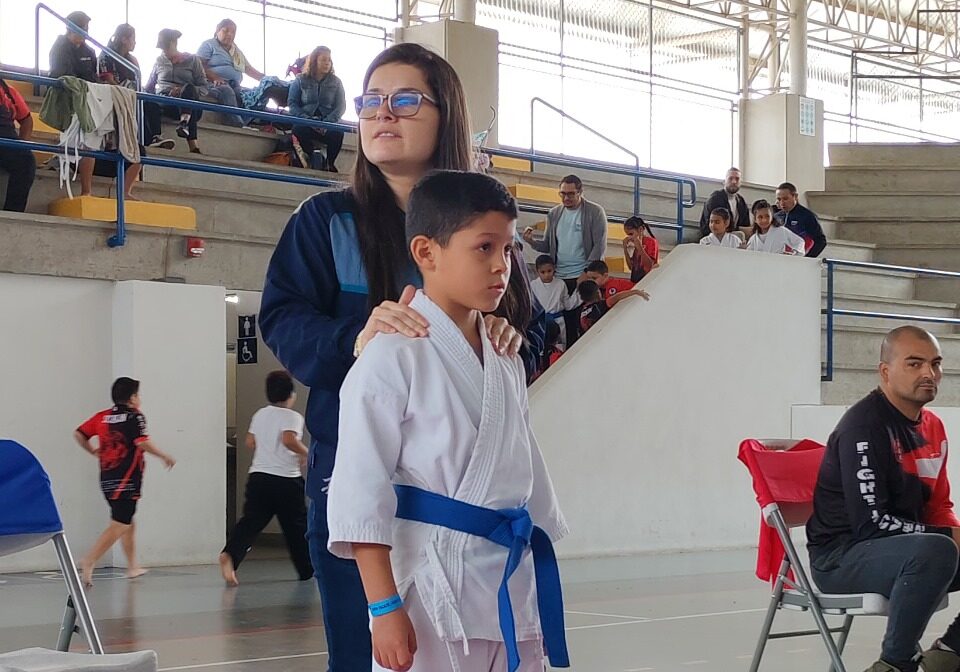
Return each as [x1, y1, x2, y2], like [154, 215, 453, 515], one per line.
[394, 484, 569, 671]
[545, 311, 565, 322]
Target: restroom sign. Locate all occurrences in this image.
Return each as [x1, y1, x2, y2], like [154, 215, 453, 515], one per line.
[239, 315, 257, 338]
[238, 315, 258, 365]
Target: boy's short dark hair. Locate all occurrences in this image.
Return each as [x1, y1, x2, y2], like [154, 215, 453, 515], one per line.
[559, 175, 582, 191]
[111, 377, 140, 404]
[535, 254, 555, 269]
[266, 370, 295, 404]
[406, 170, 518, 247]
[585, 260, 609, 274]
[578, 280, 601, 303]
[777, 182, 798, 195]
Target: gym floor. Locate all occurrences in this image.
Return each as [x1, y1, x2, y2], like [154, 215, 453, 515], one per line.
[0, 547, 952, 671]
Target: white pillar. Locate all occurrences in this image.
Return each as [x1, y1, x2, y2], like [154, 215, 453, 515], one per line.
[400, 0, 412, 28]
[789, 0, 808, 96]
[454, 0, 477, 23]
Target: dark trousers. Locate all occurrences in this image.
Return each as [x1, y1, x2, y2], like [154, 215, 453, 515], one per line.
[292, 125, 344, 170]
[813, 534, 960, 671]
[159, 85, 203, 141]
[142, 101, 163, 143]
[0, 127, 36, 212]
[308, 489, 372, 671]
[222, 472, 313, 580]
[562, 277, 581, 347]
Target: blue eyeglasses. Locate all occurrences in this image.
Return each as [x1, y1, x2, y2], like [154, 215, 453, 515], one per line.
[354, 90, 439, 119]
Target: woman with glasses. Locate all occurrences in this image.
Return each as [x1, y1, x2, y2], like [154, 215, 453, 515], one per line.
[288, 46, 345, 172]
[258, 43, 534, 671]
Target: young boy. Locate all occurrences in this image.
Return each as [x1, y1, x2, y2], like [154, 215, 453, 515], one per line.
[327, 171, 569, 672]
[74, 377, 176, 587]
[583, 260, 651, 310]
[530, 254, 580, 348]
[698, 207, 743, 249]
[577, 280, 608, 335]
[219, 370, 313, 586]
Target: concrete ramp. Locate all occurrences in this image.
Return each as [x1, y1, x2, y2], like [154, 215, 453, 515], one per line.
[529, 244, 822, 558]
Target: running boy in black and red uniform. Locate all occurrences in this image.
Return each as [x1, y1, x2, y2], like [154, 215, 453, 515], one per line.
[74, 377, 175, 587]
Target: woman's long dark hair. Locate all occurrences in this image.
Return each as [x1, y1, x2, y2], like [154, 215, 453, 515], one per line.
[492, 246, 534, 333]
[107, 23, 135, 55]
[352, 43, 474, 309]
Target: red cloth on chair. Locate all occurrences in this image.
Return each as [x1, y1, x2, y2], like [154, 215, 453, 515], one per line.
[737, 438, 826, 584]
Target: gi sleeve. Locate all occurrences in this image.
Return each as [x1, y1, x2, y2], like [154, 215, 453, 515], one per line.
[327, 341, 409, 559]
[515, 360, 568, 543]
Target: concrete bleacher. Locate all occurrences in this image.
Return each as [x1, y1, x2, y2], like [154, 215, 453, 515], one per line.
[7, 82, 960, 405]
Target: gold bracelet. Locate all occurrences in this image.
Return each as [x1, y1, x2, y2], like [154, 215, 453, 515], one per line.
[353, 332, 364, 358]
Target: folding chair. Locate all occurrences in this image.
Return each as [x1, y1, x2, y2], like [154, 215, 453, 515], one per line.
[0, 439, 103, 654]
[737, 438, 948, 672]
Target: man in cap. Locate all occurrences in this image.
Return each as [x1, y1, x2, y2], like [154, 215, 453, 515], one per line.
[49, 11, 97, 82]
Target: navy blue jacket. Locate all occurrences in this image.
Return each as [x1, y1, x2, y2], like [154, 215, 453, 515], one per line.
[776, 203, 827, 258]
[260, 189, 545, 500]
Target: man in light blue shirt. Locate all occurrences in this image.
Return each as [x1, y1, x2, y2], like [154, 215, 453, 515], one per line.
[523, 174, 608, 344]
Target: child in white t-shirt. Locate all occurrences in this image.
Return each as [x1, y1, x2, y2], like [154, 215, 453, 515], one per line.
[698, 208, 744, 249]
[746, 199, 806, 256]
[219, 370, 313, 586]
[529, 254, 581, 347]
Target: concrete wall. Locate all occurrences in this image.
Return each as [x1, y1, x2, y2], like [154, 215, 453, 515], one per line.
[226, 290, 309, 532]
[529, 245, 823, 558]
[0, 275, 226, 572]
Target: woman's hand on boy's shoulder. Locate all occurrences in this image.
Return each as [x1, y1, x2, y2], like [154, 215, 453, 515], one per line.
[483, 314, 523, 357]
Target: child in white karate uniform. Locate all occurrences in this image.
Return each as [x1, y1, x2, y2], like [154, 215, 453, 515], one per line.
[698, 207, 744, 249]
[529, 254, 580, 348]
[327, 171, 569, 672]
[745, 199, 806, 255]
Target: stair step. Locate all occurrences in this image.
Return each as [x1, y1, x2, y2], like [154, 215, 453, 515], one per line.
[826, 293, 959, 334]
[827, 265, 917, 300]
[823, 365, 960, 405]
[825, 166, 960, 194]
[48, 194, 196, 230]
[823, 217, 960, 246]
[829, 143, 960, 169]
[808, 192, 955, 219]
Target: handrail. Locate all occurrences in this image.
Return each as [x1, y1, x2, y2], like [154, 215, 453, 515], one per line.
[821, 258, 960, 381]
[530, 97, 644, 221]
[34, 4, 142, 94]
[1, 68, 695, 249]
[486, 145, 697, 245]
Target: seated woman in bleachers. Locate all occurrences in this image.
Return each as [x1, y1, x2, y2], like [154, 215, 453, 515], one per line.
[746, 199, 806, 255]
[197, 19, 264, 120]
[698, 207, 744, 249]
[98, 23, 173, 150]
[287, 46, 346, 172]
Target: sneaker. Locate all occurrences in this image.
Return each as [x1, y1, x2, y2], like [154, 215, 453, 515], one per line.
[922, 647, 960, 672]
[176, 121, 190, 139]
[864, 662, 902, 672]
[148, 136, 175, 150]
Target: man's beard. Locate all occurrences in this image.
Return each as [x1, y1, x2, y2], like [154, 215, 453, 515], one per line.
[725, 185, 739, 194]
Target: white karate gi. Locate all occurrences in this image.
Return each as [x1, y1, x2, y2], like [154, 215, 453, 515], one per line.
[746, 226, 806, 256]
[530, 277, 580, 347]
[698, 232, 743, 248]
[328, 291, 568, 672]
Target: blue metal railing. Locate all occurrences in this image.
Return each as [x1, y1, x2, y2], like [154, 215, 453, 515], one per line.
[530, 97, 643, 214]
[822, 258, 960, 381]
[1, 70, 696, 248]
[487, 145, 697, 246]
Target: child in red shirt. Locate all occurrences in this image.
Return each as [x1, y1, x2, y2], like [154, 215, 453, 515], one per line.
[74, 377, 175, 587]
[584, 260, 650, 309]
[622, 216, 659, 283]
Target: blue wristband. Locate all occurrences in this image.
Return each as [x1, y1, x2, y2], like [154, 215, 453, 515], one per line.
[369, 594, 403, 617]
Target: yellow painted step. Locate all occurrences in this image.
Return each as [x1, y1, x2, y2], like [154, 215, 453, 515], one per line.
[49, 195, 197, 230]
[604, 256, 627, 274]
[30, 112, 60, 140]
[508, 183, 560, 205]
[491, 155, 532, 172]
[9, 79, 33, 99]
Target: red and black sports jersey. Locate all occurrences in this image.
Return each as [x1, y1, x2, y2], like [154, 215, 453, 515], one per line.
[807, 389, 959, 562]
[77, 405, 149, 500]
